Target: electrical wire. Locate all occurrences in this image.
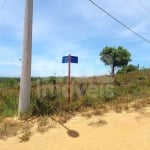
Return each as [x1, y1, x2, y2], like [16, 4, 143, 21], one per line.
[89, 0, 150, 43]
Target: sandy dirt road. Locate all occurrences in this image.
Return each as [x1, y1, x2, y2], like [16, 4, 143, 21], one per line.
[0, 107, 150, 150]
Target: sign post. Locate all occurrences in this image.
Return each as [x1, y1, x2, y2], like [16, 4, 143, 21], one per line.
[68, 55, 71, 103]
[62, 54, 78, 103]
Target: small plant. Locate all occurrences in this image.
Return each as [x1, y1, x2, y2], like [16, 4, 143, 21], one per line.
[92, 109, 104, 116]
[0, 119, 21, 140]
[30, 95, 60, 116]
[19, 130, 31, 142]
[138, 76, 145, 80]
[58, 113, 73, 124]
[123, 104, 129, 111]
[114, 105, 122, 113]
[19, 121, 32, 142]
[37, 116, 56, 133]
[132, 102, 142, 110]
[96, 119, 107, 126]
[49, 121, 57, 128]
[101, 86, 114, 102]
[0, 95, 18, 117]
[82, 96, 96, 107]
[37, 116, 49, 127]
[82, 112, 92, 118]
[88, 119, 107, 127]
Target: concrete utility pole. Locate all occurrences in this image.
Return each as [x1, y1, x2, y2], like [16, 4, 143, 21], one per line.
[18, 0, 33, 117]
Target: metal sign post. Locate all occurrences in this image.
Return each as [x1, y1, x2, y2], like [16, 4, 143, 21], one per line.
[62, 54, 78, 103]
[68, 55, 71, 103]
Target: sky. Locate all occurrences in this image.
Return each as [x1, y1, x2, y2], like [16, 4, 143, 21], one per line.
[0, 0, 150, 77]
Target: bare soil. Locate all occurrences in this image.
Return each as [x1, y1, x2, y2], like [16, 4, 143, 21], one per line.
[0, 106, 150, 150]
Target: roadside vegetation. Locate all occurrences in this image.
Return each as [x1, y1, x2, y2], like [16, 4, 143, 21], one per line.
[0, 68, 150, 117]
[0, 69, 150, 141]
[0, 41, 149, 143]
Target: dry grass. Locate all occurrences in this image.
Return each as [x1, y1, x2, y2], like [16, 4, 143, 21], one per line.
[92, 109, 104, 116]
[58, 114, 73, 124]
[18, 121, 32, 142]
[0, 118, 22, 140]
[37, 117, 49, 127]
[37, 117, 56, 133]
[81, 105, 109, 119]
[58, 116, 68, 124]
[114, 105, 123, 113]
[88, 119, 107, 127]
[19, 129, 31, 142]
[123, 104, 129, 111]
[0, 114, 73, 142]
[131, 98, 150, 111]
[0, 118, 33, 142]
[81, 112, 92, 118]
[0, 89, 149, 142]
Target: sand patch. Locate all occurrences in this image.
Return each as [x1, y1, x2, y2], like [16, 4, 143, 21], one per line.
[0, 107, 150, 150]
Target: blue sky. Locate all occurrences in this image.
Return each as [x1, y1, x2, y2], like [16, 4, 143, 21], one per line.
[0, 0, 150, 77]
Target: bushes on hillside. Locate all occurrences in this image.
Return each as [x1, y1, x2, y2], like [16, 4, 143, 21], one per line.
[117, 64, 139, 74]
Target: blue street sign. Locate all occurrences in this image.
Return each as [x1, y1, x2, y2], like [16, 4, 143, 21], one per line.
[71, 56, 78, 63]
[62, 56, 78, 63]
[62, 56, 68, 63]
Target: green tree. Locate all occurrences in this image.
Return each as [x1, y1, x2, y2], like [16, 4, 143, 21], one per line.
[100, 46, 131, 75]
[117, 64, 139, 74]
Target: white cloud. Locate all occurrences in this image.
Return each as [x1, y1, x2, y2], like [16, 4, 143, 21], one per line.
[0, 0, 150, 76]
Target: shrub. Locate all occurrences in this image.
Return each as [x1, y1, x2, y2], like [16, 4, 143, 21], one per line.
[82, 96, 96, 107]
[117, 64, 139, 74]
[30, 93, 60, 116]
[101, 87, 114, 102]
[0, 95, 18, 117]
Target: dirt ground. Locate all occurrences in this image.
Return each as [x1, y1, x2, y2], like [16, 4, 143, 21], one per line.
[0, 106, 150, 150]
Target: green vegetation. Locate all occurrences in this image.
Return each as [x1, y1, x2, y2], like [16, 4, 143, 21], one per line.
[117, 64, 139, 74]
[0, 69, 150, 119]
[0, 78, 19, 117]
[100, 46, 131, 75]
[0, 70, 150, 140]
[0, 44, 150, 141]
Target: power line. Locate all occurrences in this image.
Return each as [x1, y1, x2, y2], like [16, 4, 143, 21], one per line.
[89, 0, 150, 43]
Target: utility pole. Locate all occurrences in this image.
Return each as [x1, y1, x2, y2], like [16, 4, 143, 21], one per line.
[18, 0, 33, 117]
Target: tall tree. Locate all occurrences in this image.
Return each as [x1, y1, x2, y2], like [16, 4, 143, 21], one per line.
[100, 46, 131, 75]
